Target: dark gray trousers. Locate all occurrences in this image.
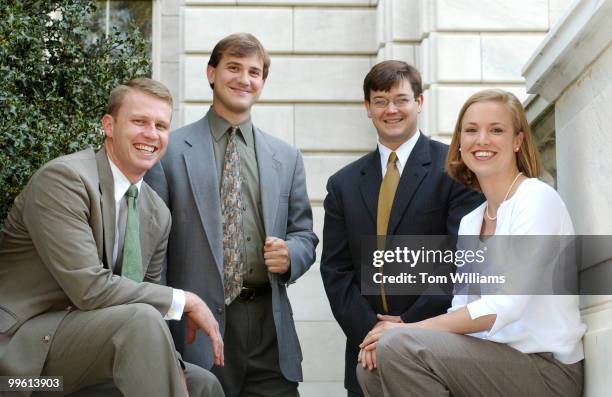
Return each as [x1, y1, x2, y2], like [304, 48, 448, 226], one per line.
[212, 293, 298, 397]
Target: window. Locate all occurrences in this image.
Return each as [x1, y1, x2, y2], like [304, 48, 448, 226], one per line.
[88, 1, 153, 59]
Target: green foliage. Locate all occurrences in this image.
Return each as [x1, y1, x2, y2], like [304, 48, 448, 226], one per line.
[0, 0, 151, 226]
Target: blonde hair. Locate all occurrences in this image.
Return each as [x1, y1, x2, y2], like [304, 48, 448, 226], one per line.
[445, 89, 541, 192]
[106, 77, 173, 117]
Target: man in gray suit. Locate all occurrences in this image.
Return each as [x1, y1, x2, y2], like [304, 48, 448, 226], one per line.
[0, 78, 224, 396]
[145, 33, 318, 397]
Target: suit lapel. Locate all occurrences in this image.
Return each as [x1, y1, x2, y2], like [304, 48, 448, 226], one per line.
[359, 151, 382, 228]
[96, 148, 116, 270]
[183, 117, 224, 276]
[387, 134, 431, 234]
[255, 128, 281, 236]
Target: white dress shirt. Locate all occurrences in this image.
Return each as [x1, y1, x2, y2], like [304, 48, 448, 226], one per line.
[378, 130, 421, 176]
[450, 178, 586, 364]
[108, 157, 185, 321]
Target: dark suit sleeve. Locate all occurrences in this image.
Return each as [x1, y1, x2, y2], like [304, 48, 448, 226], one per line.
[24, 162, 172, 313]
[399, 176, 483, 323]
[144, 161, 171, 285]
[144, 161, 170, 207]
[320, 176, 377, 346]
[399, 295, 452, 323]
[283, 151, 319, 284]
[446, 178, 483, 235]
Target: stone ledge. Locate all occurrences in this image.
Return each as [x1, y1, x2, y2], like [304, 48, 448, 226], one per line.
[522, 0, 612, 101]
[581, 299, 612, 397]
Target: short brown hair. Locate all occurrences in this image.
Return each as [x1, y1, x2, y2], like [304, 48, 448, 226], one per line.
[446, 89, 541, 192]
[208, 33, 271, 88]
[106, 77, 173, 117]
[363, 60, 423, 102]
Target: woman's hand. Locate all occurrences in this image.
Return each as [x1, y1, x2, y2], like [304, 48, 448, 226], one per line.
[360, 321, 407, 352]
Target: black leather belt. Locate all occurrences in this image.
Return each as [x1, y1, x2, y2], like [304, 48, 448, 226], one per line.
[238, 284, 271, 301]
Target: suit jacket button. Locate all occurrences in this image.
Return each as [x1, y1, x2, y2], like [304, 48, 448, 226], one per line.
[42, 335, 51, 343]
[66, 305, 73, 311]
[216, 306, 224, 315]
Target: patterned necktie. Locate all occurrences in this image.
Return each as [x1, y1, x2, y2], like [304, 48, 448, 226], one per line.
[221, 126, 244, 305]
[121, 184, 143, 282]
[376, 152, 400, 312]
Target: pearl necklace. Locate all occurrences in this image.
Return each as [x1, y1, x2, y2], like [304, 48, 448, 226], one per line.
[485, 172, 523, 221]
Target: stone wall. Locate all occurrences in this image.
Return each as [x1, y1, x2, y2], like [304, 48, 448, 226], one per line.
[558, 39, 612, 397]
[156, 0, 580, 394]
[554, 24, 612, 397]
[523, 0, 612, 395]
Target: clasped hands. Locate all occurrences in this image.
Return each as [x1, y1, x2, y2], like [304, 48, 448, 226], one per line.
[264, 236, 291, 274]
[358, 314, 414, 371]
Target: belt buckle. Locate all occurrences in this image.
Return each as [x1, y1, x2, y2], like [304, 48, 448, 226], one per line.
[239, 287, 257, 301]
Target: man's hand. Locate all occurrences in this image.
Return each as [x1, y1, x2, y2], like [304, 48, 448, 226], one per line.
[377, 314, 402, 323]
[180, 369, 189, 395]
[183, 291, 224, 367]
[263, 236, 290, 274]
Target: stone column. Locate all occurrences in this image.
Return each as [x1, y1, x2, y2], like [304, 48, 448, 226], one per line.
[523, 1, 612, 395]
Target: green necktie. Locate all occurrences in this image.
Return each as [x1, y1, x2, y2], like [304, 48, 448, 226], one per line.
[121, 184, 143, 282]
[376, 151, 400, 312]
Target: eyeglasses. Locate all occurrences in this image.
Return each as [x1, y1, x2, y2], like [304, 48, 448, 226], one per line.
[370, 97, 415, 109]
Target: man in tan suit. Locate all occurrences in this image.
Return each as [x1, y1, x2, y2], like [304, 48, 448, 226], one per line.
[0, 78, 224, 396]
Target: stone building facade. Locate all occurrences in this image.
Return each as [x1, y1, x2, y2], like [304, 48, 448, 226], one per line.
[150, 0, 609, 394]
[523, 1, 612, 396]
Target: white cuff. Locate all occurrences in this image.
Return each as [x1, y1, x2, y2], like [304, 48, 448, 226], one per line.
[164, 288, 186, 321]
[467, 295, 528, 336]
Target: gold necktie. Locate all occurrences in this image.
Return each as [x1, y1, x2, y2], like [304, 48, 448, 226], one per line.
[376, 152, 400, 312]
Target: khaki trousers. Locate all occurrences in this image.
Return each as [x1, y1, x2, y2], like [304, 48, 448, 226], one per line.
[37, 303, 223, 397]
[357, 328, 582, 397]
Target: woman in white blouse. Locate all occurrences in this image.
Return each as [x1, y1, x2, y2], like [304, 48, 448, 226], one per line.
[356, 89, 585, 397]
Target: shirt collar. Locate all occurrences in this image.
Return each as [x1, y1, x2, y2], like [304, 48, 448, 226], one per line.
[378, 130, 421, 174]
[107, 156, 143, 203]
[207, 106, 254, 147]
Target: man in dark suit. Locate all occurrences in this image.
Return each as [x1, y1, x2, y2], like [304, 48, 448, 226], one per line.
[145, 33, 318, 397]
[320, 60, 483, 396]
[0, 78, 223, 396]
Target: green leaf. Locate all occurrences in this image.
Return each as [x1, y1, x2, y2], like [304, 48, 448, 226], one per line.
[0, 0, 151, 227]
